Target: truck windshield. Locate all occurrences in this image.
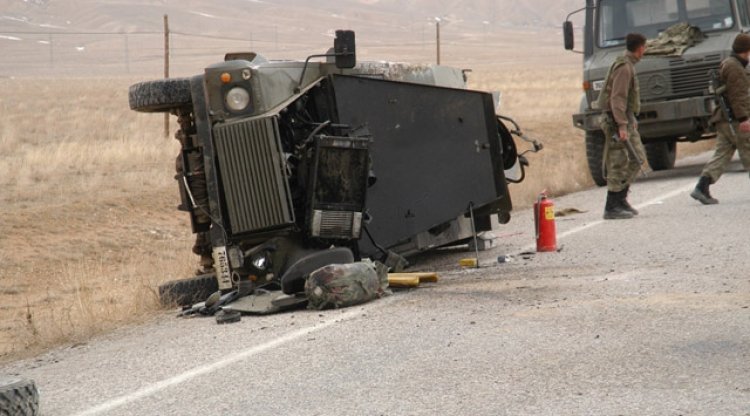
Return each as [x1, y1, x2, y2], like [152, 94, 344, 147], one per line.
[598, 0, 734, 47]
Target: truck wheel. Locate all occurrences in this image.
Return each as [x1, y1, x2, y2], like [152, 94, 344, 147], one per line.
[158, 274, 219, 307]
[645, 140, 677, 171]
[585, 130, 607, 187]
[129, 78, 192, 113]
[0, 376, 39, 416]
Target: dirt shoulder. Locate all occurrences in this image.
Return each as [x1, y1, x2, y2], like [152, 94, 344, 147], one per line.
[0, 187, 195, 361]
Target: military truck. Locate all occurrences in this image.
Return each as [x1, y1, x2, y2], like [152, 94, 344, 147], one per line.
[129, 31, 540, 308]
[564, 0, 749, 186]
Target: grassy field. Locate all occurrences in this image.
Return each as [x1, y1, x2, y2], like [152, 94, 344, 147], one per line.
[0, 66, 713, 361]
[0, 78, 196, 359]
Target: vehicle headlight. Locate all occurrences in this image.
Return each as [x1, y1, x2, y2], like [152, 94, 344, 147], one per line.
[251, 252, 268, 271]
[225, 87, 250, 112]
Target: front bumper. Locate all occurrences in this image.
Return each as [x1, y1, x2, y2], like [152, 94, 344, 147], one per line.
[573, 95, 715, 138]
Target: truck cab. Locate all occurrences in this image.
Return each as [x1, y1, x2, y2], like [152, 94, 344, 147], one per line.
[565, 0, 750, 185]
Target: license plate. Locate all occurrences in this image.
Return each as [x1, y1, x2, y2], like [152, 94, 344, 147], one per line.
[212, 246, 233, 290]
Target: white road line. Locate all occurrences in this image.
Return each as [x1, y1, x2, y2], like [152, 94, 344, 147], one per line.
[632, 182, 697, 208]
[516, 183, 696, 254]
[70, 297, 395, 416]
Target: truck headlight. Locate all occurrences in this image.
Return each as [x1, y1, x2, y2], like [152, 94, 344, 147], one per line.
[225, 87, 250, 112]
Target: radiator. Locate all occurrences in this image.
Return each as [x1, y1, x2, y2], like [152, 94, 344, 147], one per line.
[311, 210, 363, 239]
[213, 116, 295, 235]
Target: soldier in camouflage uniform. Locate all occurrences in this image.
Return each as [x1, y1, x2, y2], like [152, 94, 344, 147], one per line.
[691, 33, 750, 205]
[598, 33, 648, 220]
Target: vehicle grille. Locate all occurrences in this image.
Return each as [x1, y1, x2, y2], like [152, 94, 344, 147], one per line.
[213, 117, 295, 235]
[669, 57, 720, 98]
[639, 55, 720, 102]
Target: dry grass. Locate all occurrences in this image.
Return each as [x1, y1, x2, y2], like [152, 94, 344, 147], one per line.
[0, 78, 196, 360]
[0, 79, 175, 205]
[0, 63, 715, 362]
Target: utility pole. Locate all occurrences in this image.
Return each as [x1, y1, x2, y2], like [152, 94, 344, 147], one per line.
[435, 17, 441, 65]
[163, 14, 170, 138]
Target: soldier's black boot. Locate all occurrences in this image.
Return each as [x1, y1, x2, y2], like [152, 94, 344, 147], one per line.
[603, 190, 634, 220]
[690, 176, 718, 205]
[620, 185, 639, 215]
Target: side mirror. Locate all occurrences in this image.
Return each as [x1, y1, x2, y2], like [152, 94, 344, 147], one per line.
[563, 21, 575, 50]
[334, 30, 356, 69]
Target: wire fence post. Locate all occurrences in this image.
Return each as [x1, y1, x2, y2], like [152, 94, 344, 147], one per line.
[163, 14, 170, 138]
[436, 20, 441, 65]
[123, 33, 130, 74]
[48, 33, 54, 69]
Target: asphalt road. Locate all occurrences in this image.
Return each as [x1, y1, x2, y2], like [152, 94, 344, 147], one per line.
[3, 153, 750, 416]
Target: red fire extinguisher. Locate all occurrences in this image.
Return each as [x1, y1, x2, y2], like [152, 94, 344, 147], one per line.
[534, 191, 557, 252]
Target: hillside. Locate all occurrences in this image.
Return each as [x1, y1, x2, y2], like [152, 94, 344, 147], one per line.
[0, 0, 582, 76]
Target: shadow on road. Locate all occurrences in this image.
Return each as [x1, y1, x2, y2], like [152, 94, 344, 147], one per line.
[640, 159, 747, 184]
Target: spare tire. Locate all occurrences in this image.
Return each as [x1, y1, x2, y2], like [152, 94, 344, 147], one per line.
[0, 376, 39, 416]
[129, 78, 192, 113]
[158, 274, 219, 307]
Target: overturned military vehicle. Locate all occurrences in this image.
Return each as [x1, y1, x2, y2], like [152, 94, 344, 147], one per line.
[129, 30, 541, 309]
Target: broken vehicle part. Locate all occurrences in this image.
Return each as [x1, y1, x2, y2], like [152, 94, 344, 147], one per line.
[221, 288, 308, 315]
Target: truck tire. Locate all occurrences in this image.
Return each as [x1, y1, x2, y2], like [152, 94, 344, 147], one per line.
[645, 140, 677, 171]
[0, 376, 39, 416]
[158, 274, 219, 307]
[129, 78, 192, 113]
[585, 130, 607, 187]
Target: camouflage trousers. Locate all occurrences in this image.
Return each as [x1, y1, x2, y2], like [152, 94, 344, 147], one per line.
[601, 121, 647, 192]
[701, 121, 750, 183]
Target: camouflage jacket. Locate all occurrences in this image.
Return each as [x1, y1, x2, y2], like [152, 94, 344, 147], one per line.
[710, 54, 750, 125]
[645, 23, 705, 56]
[597, 52, 641, 128]
[305, 260, 389, 310]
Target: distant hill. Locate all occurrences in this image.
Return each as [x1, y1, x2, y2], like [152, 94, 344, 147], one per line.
[0, 0, 582, 76]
